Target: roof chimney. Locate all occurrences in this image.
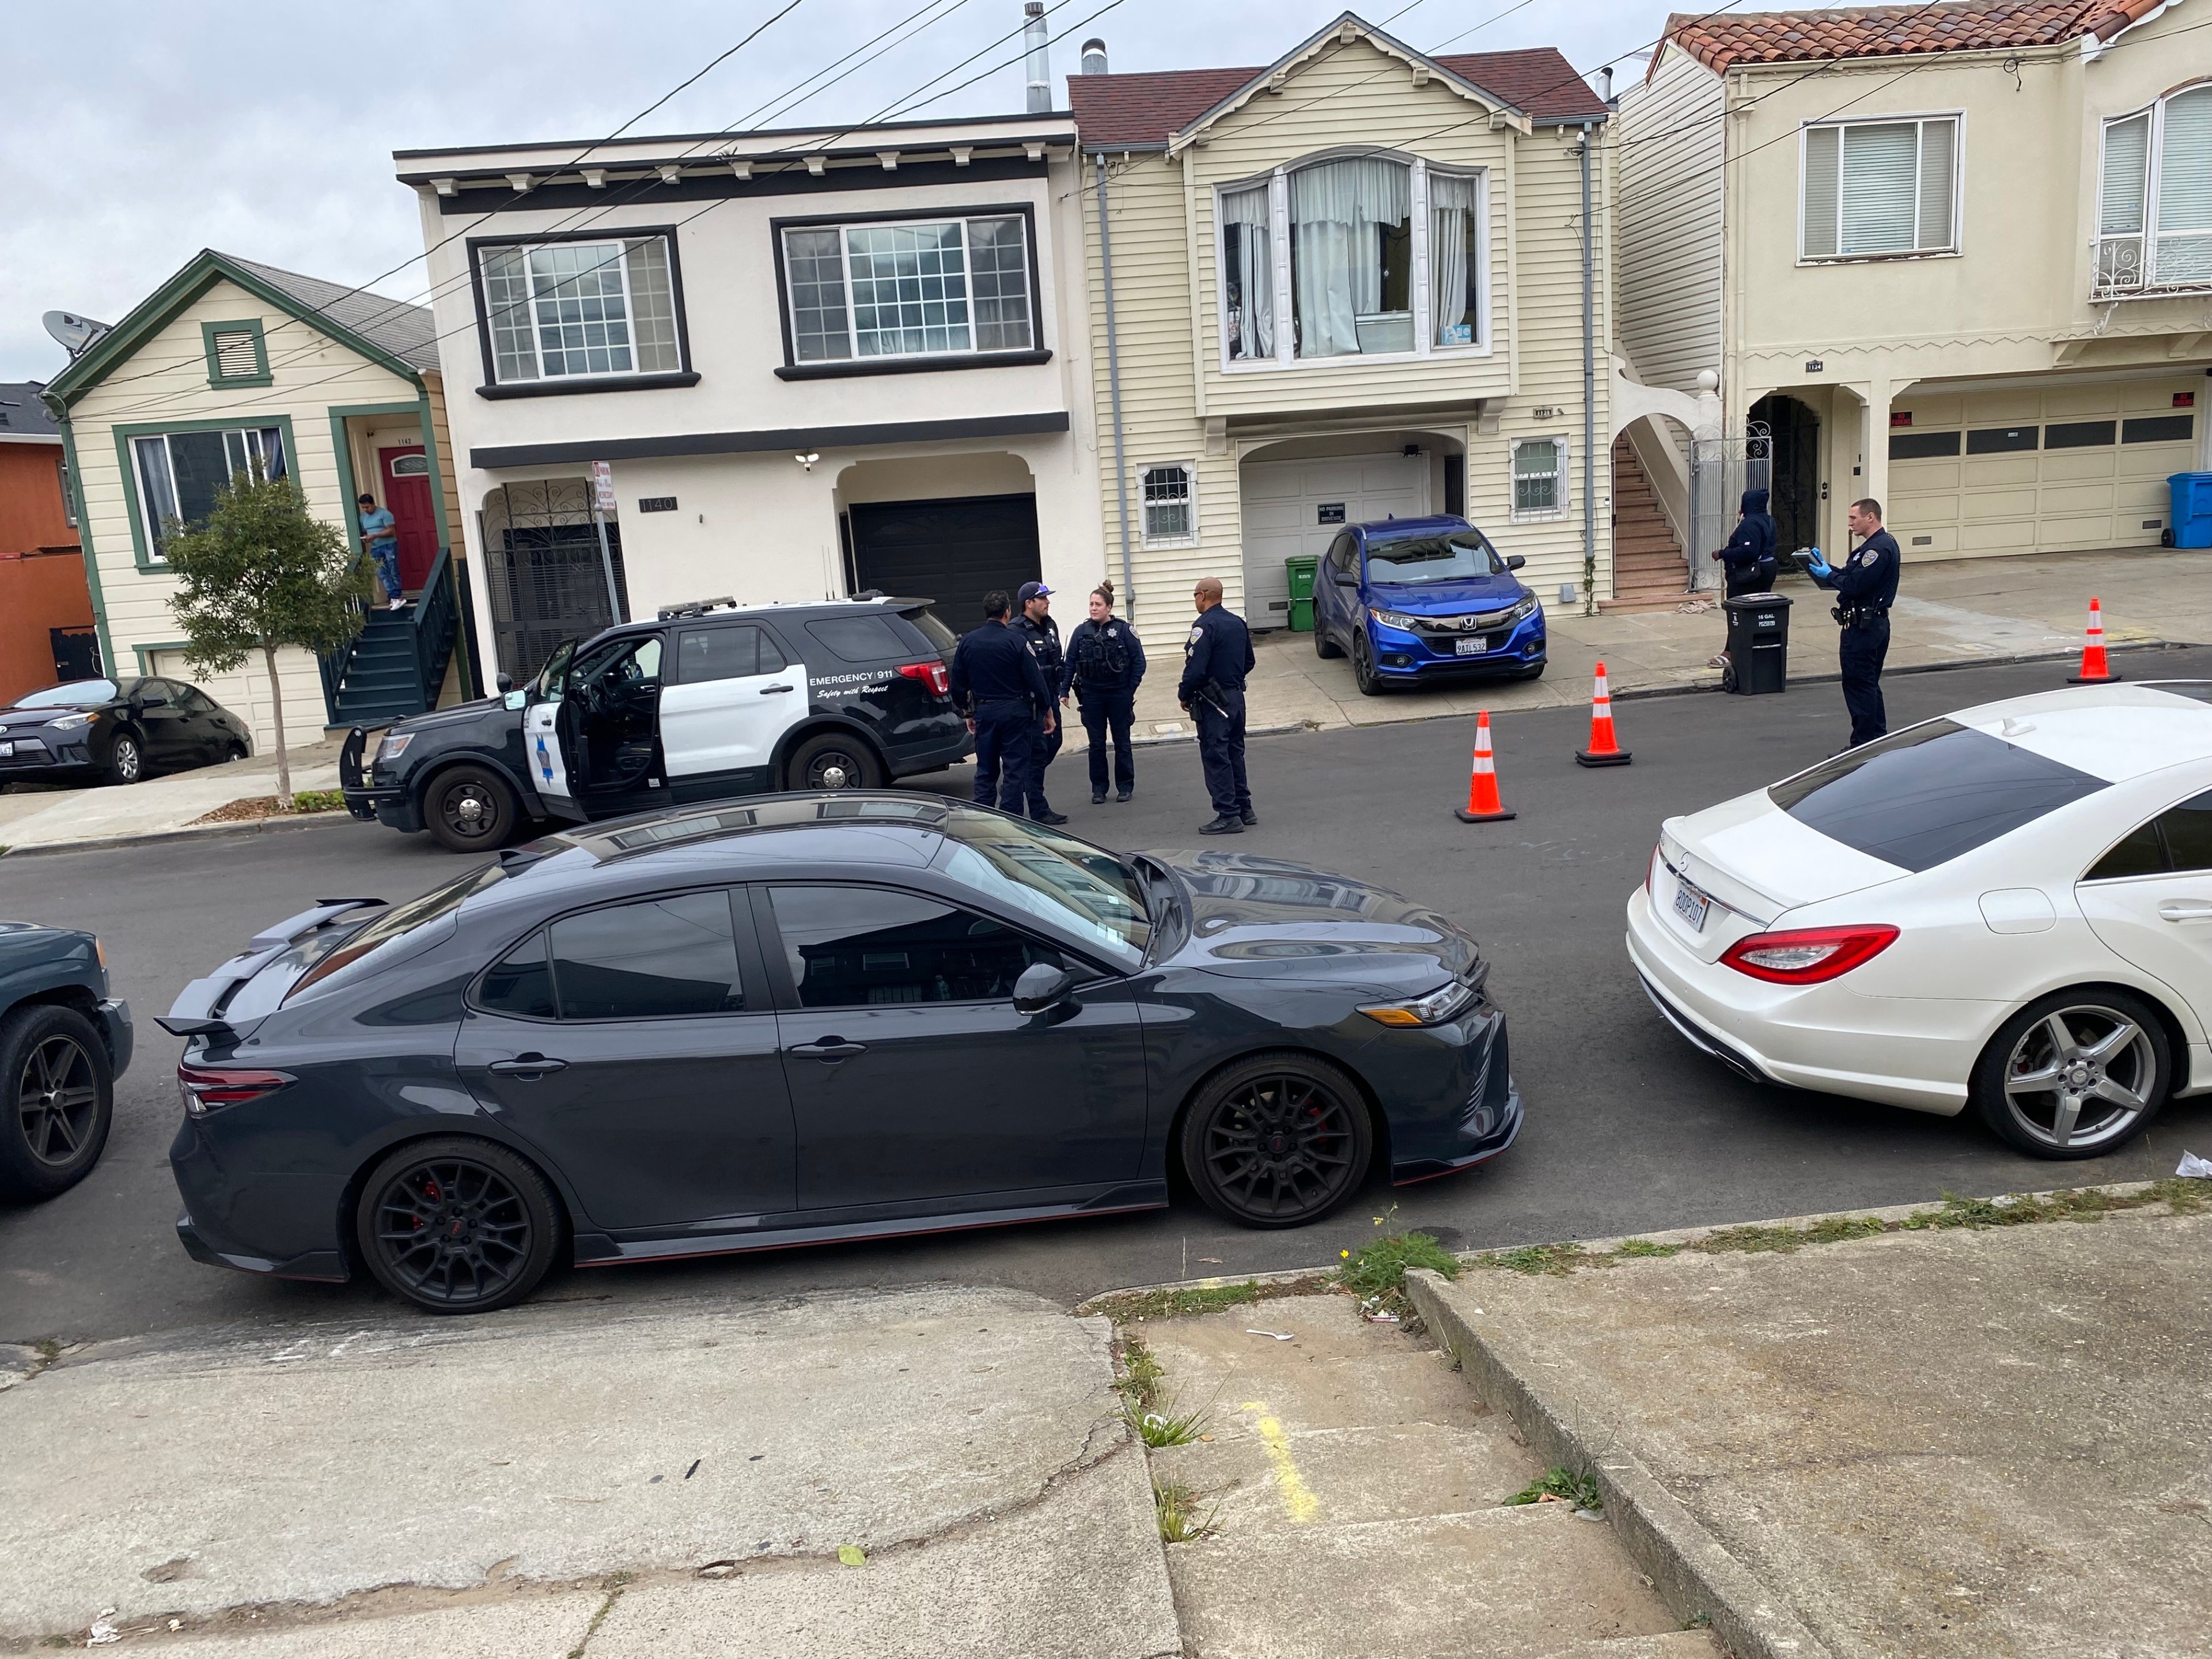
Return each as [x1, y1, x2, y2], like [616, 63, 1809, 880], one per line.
[1597, 65, 1614, 105]
[1080, 37, 1108, 76]
[1024, 2, 1052, 113]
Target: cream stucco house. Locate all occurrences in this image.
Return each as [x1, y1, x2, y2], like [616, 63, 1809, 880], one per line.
[394, 110, 1105, 683]
[1617, 0, 2212, 577]
[40, 251, 476, 748]
[1066, 14, 1620, 630]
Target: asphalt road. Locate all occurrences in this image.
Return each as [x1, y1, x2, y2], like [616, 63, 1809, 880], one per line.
[6, 647, 2208, 1344]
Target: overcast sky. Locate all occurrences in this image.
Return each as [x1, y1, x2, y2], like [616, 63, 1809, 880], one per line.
[2, 0, 1697, 382]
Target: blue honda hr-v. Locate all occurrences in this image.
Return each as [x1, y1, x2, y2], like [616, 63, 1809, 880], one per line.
[1311, 516, 1547, 696]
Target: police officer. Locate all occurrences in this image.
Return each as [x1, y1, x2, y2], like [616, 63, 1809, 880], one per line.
[1179, 575, 1256, 835]
[949, 589, 1053, 815]
[1060, 578, 1147, 804]
[1009, 581, 1069, 825]
[1807, 497, 1901, 747]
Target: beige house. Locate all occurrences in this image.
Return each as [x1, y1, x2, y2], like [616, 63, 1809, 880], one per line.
[40, 251, 475, 747]
[1617, 0, 2212, 578]
[1067, 14, 1618, 631]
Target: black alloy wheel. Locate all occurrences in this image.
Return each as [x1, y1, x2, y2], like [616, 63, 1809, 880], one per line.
[426, 765, 517, 854]
[105, 732, 143, 785]
[0, 1005, 114, 1200]
[786, 732, 884, 793]
[355, 1138, 559, 1313]
[1972, 989, 2170, 1159]
[1351, 634, 1385, 698]
[1314, 618, 1343, 660]
[1181, 1052, 1372, 1228]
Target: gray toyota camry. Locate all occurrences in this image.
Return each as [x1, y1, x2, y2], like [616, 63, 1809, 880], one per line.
[162, 795, 1518, 1313]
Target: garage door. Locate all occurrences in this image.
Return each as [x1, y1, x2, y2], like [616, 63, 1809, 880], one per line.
[846, 493, 1041, 635]
[1887, 377, 2203, 560]
[1241, 454, 1427, 629]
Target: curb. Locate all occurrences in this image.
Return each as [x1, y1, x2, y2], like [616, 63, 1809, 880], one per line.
[1129, 720, 1305, 748]
[0, 808, 357, 859]
[1404, 1267, 1838, 1659]
[1606, 636, 2191, 704]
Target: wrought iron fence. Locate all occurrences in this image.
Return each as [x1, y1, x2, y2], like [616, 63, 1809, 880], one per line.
[480, 481, 630, 682]
[1686, 421, 1771, 593]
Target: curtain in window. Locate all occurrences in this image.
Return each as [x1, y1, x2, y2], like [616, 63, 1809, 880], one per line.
[2156, 88, 2212, 284]
[1839, 124, 1918, 255]
[1221, 185, 1274, 359]
[1430, 171, 1478, 347]
[1291, 158, 1410, 358]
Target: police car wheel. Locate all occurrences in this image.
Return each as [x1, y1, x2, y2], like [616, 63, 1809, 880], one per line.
[787, 733, 884, 793]
[1180, 1051, 1372, 1229]
[426, 766, 517, 854]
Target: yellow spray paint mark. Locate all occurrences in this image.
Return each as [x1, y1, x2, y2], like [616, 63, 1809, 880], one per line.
[1241, 1402, 1320, 1524]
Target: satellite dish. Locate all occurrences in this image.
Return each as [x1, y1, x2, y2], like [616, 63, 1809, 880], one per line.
[43, 311, 112, 357]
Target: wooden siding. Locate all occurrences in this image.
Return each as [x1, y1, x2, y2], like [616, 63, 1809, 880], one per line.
[65, 276, 423, 746]
[0, 442, 79, 555]
[1615, 47, 1724, 397]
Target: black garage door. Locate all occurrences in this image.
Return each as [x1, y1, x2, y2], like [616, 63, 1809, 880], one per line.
[846, 494, 1041, 634]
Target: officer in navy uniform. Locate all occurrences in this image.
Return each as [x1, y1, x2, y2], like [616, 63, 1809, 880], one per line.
[948, 589, 1052, 814]
[1009, 581, 1068, 825]
[1179, 576, 1257, 835]
[1060, 578, 1147, 804]
[1807, 497, 1902, 747]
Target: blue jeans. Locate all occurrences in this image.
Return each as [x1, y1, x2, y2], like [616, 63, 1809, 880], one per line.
[369, 540, 402, 602]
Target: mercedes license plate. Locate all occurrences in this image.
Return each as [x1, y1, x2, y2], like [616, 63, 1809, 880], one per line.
[1453, 636, 1487, 657]
[1672, 876, 1710, 932]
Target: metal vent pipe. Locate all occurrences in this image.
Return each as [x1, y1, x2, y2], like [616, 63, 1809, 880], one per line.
[1024, 3, 1052, 112]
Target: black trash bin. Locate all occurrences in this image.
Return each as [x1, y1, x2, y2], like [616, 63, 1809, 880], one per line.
[1721, 593, 1790, 694]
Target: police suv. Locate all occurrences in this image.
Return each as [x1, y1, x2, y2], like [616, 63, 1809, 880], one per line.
[340, 596, 969, 852]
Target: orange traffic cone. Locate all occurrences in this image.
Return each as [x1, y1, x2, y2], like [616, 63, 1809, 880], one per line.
[1574, 661, 1633, 767]
[2067, 597, 2122, 684]
[1456, 711, 1517, 823]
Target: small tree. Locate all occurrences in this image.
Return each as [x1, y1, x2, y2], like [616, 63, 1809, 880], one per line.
[162, 474, 374, 809]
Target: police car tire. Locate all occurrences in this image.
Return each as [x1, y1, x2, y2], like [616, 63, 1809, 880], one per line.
[1314, 622, 1343, 660]
[785, 732, 884, 793]
[1180, 1051, 1373, 1229]
[425, 765, 518, 854]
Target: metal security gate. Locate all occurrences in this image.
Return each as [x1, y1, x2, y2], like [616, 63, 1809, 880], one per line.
[1687, 423, 1768, 593]
[480, 482, 630, 682]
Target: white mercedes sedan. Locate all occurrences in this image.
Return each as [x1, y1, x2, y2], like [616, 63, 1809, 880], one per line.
[1627, 681, 2212, 1158]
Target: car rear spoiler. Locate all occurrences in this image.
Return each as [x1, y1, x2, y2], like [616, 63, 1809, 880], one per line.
[156, 897, 388, 1038]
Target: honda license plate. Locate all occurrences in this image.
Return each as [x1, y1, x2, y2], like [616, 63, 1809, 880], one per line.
[1453, 636, 1488, 657]
[1672, 876, 1710, 932]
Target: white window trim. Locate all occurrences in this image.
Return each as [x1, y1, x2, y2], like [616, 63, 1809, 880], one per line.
[2094, 82, 2212, 299]
[478, 235, 684, 386]
[1508, 434, 1570, 524]
[1137, 461, 1199, 549]
[131, 427, 283, 565]
[1796, 111, 1965, 266]
[782, 214, 1037, 366]
[1214, 153, 1493, 374]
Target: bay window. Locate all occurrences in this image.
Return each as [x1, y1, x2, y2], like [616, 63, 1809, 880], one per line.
[476, 236, 684, 384]
[2097, 86, 2212, 294]
[131, 426, 286, 562]
[1219, 154, 1486, 367]
[780, 212, 1036, 366]
[1800, 116, 1958, 259]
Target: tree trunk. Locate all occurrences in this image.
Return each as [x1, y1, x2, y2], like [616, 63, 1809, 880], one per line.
[263, 643, 293, 810]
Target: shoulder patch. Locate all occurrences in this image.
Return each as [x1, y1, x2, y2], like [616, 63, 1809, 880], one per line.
[1187, 627, 1205, 643]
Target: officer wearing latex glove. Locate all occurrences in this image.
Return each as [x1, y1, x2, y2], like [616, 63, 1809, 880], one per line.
[1805, 498, 1900, 748]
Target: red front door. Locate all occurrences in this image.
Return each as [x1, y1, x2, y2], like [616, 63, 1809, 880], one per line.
[379, 446, 438, 593]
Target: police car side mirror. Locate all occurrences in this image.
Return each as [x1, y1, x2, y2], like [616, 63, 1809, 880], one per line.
[1013, 961, 1079, 1014]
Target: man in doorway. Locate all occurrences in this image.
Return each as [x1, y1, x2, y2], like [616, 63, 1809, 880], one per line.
[949, 590, 1052, 815]
[357, 493, 403, 610]
[1009, 581, 1067, 825]
[1180, 576, 1257, 835]
[1806, 498, 1900, 747]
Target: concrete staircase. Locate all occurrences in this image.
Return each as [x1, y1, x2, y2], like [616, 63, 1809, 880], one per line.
[1135, 1294, 1719, 1659]
[1601, 435, 1696, 613]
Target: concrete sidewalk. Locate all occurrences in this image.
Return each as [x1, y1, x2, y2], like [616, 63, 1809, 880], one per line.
[0, 1284, 1176, 1657]
[1407, 1183, 2212, 1659]
[0, 738, 348, 855]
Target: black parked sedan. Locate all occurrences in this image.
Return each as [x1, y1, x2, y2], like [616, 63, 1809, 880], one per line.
[0, 677, 251, 787]
[161, 796, 1518, 1313]
[1, 919, 132, 1200]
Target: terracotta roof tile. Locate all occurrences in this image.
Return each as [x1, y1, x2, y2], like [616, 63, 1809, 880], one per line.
[1069, 44, 1605, 149]
[1659, 0, 2162, 78]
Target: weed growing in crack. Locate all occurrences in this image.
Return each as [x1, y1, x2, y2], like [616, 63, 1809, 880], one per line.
[1115, 1332, 1165, 1412]
[1506, 1465, 1602, 1512]
[1153, 1478, 1221, 1543]
[1482, 1242, 1600, 1277]
[1088, 1274, 1334, 1324]
[1337, 1230, 1460, 1298]
[1127, 1395, 1214, 1448]
[1613, 1238, 1679, 1258]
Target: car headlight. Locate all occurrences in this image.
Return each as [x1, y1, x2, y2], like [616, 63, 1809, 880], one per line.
[1359, 980, 1476, 1027]
[1509, 593, 1540, 624]
[1367, 607, 1423, 632]
[377, 732, 414, 762]
[48, 713, 94, 730]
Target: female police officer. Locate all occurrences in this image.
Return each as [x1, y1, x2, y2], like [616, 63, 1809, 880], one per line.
[1060, 579, 1147, 804]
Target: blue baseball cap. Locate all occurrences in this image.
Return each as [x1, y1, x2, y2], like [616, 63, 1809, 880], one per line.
[1017, 581, 1053, 603]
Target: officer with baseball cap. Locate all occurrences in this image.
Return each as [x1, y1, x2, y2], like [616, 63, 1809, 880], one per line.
[1008, 581, 1068, 824]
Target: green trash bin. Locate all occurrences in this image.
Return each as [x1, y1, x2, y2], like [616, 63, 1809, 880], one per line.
[1284, 555, 1319, 632]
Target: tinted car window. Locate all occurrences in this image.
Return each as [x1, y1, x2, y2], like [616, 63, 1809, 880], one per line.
[17, 679, 116, 709]
[900, 608, 958, 657]
[2086, 819, 2166, 881]
[1364, 531, 1503, 584]
[2087, 790, 2212, 879]
[175, 685, 216, 713]
[1328, 533, 1357, 573]
[549, 891, 746, 1018]
[676, 626, 768, 684]
[768, 885, 1058, 1009]
[479, 931, 556, 1019]
[806, 615, 910, 664]
[1771, 719, 2107, 873]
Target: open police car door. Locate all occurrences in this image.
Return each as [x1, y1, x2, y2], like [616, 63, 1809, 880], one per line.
[521, 637, 582, 821]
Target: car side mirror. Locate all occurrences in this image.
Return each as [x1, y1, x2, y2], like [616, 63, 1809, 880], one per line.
[139, 694, 169, 707]
[1013, 962, 1079, 1014]
[1331, 567, 1359, 586]
[1505, 555, 1526, 571]
[496, 672, 514, 693]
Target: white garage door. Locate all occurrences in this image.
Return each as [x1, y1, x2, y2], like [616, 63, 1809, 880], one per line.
[1240, 453, 1428, 628]
[1888, 376, 2204, 560]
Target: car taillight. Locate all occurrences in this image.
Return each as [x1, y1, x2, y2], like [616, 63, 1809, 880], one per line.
[1719, 925, 1899, 984]
[897, 661, 951, 697]
[177, 1064, 294, 1118]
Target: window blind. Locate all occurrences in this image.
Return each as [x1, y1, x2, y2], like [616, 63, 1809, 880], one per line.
[1840, 123, 1919, 254]
[1916, 119, 1955, 250]
[1802, 126, 1840, 257]
[2155, 87, 2212, 283]
[1804, 119, 1955, 257]
[2102, 113, 2151, 235]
